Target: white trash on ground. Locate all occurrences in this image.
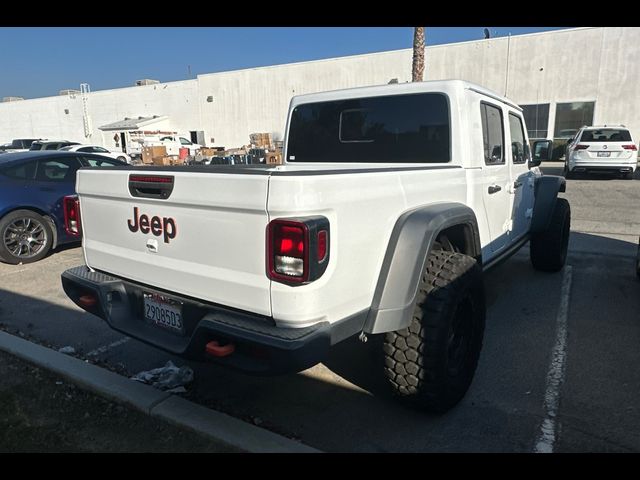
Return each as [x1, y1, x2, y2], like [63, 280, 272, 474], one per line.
[130, 361, 194, 390]
[59, 346, 76, 355]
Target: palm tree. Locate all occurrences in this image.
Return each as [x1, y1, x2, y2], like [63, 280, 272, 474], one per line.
[412, 27, 425, 82]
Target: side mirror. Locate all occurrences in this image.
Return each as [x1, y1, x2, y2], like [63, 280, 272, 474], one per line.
[530, 139, 552, 167]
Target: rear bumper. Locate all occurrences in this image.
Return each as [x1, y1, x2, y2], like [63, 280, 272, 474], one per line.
[568, 160, 637, 173]
[61, 265, 358, 375]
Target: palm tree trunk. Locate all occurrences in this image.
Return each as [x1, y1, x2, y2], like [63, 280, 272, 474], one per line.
[412, 27, 425, 82]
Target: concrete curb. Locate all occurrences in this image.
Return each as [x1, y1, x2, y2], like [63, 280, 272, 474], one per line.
[0, 331, 320, 453]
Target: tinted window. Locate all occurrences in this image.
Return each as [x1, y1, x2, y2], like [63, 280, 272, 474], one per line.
[78, 147, 92, 152]
[287, 93, 450, 163]
[0, 160, 38, 180]
[521, 104, 549, 138]
[580, 129, 632, 142]
[554, 102, 595, 137]
[93, 146, 110, 153]
[509, 113, 529, 164]
[35, 157, 80, 182]
[80, 156, 121, 167]
[44, 143, 60, 150]
[179, 137, 191, 145]
[480, 103, 505, 165]
[30, 143, 43, 151]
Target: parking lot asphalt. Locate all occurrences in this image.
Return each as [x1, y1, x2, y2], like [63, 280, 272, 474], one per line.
[1, 161, 639, 452]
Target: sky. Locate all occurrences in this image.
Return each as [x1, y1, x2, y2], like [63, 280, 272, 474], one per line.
[0, 27, 570, 99]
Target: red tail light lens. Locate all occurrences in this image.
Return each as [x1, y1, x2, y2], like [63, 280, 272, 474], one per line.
[63, 195, 81, 236]
[574, 144, 589, 150]
[267, 217, 330, 285]
[622, 144, 638, 151]
[271, 222, 307, 280]
[317, 230, 328, 262]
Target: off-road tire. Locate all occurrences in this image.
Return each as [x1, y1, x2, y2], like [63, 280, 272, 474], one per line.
[0, 210, 54, 264]
[383, 250, 485, 413]
[530, 198, 571, 272]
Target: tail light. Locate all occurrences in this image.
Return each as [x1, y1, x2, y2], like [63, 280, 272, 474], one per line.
[574, 144, 589, 150]
[267, 216, 330, 285]
[63, 195, 81, 236]
[622, 144, 638, 151]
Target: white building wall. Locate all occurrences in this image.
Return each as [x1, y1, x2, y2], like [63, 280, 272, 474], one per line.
[1, 27, 639, 148]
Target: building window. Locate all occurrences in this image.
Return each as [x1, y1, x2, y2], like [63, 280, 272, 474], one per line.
[554, 102, 595, 137]
[521, 104, 549, 139]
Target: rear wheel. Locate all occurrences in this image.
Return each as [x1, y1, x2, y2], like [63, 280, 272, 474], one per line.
[530, 198, 571, 272]
[383, 250, 485, 413]
[0, 210, 53, 264]
[622, 171, 633, 180]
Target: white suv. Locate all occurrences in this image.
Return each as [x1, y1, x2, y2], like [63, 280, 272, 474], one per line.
[564, 125, 638, 179]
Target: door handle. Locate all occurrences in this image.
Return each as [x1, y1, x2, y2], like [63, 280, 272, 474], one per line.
[488, 185, 502, 194]
[513, 181, 523, 189]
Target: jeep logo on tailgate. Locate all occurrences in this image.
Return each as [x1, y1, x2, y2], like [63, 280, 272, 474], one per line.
[127, 207, 177, 244]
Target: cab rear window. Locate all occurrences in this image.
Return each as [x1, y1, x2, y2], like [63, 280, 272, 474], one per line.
[580, 129, 632, 142]
[287, 93, 451, 163]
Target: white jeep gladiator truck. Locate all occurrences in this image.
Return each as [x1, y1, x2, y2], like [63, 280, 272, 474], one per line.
[61, 80, 569, 412]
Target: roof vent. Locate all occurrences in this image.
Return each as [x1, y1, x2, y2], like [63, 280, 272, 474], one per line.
[2, 96, 24, 102]
[135, 79, 160, 86]
[59, 89, 80, 96]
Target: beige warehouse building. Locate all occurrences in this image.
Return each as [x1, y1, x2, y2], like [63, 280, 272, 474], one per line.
[0, 27, 638, 152]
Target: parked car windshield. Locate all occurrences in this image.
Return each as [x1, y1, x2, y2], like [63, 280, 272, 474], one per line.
[287, 92, 451, 163]
[580, 129, 632, 142]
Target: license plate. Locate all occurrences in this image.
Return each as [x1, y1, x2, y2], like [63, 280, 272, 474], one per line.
[597, 151, 611, 157]
[143, 293, 184, 334]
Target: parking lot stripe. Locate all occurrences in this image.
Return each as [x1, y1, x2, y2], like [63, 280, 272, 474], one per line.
[87, 337, 131, 357]
[534, 265, 573, 453]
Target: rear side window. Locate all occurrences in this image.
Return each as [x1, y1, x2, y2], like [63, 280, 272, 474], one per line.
[480, 102, 505, 165]
[44, 143, 60, 150]
[508, 113, 530, 164]
[35, 158, 81, 182]
[287, 93, 451, 163]
[0, 160, 38, 180]
[580, 129, 632, 142]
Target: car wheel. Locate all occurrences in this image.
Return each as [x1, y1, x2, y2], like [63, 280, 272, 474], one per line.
[382, 249, 485, 413]
[530, 198, 571, 272]
[0, 210, 54, 264]
[117, 156, 127, 163]
[622, 172, 633, 180]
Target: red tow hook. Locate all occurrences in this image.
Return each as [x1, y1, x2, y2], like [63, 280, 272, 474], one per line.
[205, 340, 235, 358]
[78, 294, 97, 308]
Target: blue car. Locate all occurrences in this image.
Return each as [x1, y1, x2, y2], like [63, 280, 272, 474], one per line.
[0, 151, 126, 264]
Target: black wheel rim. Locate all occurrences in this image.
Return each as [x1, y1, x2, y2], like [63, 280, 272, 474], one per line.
[447, 296, 474, 377]
[3, 217, 48, 259]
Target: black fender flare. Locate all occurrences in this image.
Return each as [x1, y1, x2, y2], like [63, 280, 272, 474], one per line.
[530, 175, 566, 233]
[363, 202, 481, 335]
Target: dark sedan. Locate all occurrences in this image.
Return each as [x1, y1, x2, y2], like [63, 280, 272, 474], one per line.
[0, 151, 126, 264]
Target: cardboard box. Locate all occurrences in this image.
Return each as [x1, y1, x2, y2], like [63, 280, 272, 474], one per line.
[199, 147, 218, 157]
[266, 152, 282, 165]
[152, 155, 173, 166]
[249, 132, 272, 148]
[143, 146, 167, 164]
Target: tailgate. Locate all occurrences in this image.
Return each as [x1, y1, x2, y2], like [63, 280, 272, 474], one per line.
[77, 168, 272, 316]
